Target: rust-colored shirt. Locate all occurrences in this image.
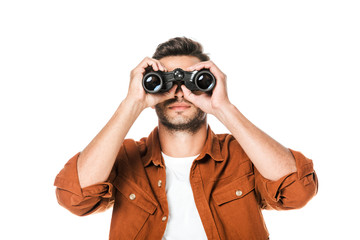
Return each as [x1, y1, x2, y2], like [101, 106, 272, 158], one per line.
[54, 126, 318, 239]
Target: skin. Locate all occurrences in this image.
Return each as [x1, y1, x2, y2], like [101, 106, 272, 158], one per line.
[77, 55, 297, 188]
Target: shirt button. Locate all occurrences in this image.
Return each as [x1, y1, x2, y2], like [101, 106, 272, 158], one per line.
[235, 190, 243, 197]
[162, 216, 167, 222]
[158, 180, 162, 187]
[129, 193, 136, 200]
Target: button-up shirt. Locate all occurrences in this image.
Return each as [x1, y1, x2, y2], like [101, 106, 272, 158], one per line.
[54, 126, 318, 239]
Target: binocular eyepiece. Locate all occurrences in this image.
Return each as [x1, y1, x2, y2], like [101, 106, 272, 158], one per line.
[142, 68, 216, 93]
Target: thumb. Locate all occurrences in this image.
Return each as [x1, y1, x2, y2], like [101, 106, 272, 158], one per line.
[158, 87, 176, 101]
[181, 85, 212, 114]
[181, 85, 197, 103]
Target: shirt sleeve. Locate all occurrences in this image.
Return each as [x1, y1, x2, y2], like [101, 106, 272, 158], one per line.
[54, 153, 115, 216]
[254, 149, 318, 210]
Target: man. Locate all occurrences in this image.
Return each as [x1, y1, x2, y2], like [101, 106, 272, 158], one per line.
[54, 37, 318, 239]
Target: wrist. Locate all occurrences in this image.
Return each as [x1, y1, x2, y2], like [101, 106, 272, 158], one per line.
[213, 102, 237, 123]
[212, 99, 232, 113]
[121, 97, 146, 115]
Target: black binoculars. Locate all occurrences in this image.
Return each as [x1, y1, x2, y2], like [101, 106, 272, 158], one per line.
[142, 68, 216, 93]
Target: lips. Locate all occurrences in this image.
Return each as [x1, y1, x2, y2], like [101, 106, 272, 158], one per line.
[168, 104, 191, 110]
[168, 101, 192, 111]
[163, 98, 193, 111]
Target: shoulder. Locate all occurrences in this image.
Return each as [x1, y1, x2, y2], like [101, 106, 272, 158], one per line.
[215, 132, 245, 153]
[117, 127, 159, 165]
[213, 132, 251, 165]
[118, 137, 148, 159]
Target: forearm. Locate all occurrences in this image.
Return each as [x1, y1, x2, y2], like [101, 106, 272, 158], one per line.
[215, 103, 297, 181]
[77, 98, 144, 188]
[183, 60, 297, 181]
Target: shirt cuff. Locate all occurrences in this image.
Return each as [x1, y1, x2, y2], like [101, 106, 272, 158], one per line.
[256, 149, 318, 209]
[54, 152, 113, 199]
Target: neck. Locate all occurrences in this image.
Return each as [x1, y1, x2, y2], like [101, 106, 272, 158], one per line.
[158, 122, 208, 158]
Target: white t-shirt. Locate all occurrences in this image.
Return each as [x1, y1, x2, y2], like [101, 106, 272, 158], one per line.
[161, 152, 207, 240]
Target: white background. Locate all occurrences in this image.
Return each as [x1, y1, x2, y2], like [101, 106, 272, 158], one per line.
[1, 0, 359, 239]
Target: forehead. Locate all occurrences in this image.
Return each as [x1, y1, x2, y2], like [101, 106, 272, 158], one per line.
[159, 56, 201, 71]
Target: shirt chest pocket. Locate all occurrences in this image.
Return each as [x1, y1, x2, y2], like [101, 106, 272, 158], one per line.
[211, 175, 266, 239]
[212, 175, 269, 239]
[212, 175, 255, 206]
[111, 175, 158, 239]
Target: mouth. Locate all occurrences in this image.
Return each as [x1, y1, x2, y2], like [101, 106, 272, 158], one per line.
[167, 99, 192, 111]
[168, 104, 191, 111]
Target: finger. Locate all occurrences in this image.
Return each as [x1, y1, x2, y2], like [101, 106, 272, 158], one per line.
[136, 57, 152, 69]
[190, 61, 223, 75]
[189, 61, 226, 83]
[165, 85, 177, 97]
[151, 59, 167, 72]
[161, 65, 168, 72]
[181, 85, 196, 103]
[190, 61, 219, 72]
[187, 61, 212, 71]
[147, 61, 159, 71]
[149, 58, 167, 72]
[151, 59, 164, 72]
[151, 60, 169, 72]
[157, 62, 166, 72]
[155, 85, 177, 103]
[137, 57, 163, 72]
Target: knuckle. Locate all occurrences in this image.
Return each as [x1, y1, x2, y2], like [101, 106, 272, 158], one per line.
[130, 68, 139, 74]
[130, 69, 136, 76]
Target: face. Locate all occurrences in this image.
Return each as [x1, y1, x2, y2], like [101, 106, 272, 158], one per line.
[154, 56, 207, 134]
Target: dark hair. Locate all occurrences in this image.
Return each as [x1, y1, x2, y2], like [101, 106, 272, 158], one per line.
[152, 37, 210, 61]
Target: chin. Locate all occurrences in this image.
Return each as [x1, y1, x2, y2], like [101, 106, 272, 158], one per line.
[156, 105, 207, 133]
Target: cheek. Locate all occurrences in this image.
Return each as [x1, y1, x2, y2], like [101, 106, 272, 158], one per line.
[154, 104, 167, 118]
[154, 102, 165, 111]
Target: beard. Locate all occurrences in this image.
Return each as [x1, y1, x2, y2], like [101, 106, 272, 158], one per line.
[155, 98, 206, 134]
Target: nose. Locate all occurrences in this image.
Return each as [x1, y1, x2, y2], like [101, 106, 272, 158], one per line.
[174, 82, 184, 99]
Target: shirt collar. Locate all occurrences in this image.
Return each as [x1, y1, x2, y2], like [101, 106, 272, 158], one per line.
[143, 127, 163, 167]
[143, 125, 224, 167]
[197, 125, 224, 162]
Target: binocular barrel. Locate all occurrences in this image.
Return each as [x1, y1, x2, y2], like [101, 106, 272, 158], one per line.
[142, 72, 164, 93]
[142, 68, 216, 93]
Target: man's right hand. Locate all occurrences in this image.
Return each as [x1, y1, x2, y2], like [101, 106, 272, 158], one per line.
[77, 57, 176, 188]
[125, 57, 176, 110]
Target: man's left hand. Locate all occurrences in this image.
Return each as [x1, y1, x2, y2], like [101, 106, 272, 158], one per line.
[181, 61, 232, 116]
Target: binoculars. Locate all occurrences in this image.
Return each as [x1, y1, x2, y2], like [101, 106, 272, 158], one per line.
[142, 68, 216, 93]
